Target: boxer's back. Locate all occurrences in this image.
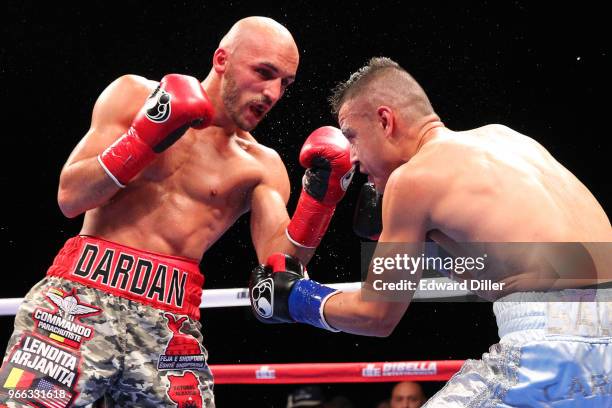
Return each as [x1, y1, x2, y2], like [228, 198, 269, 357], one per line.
[418, 124, 611, 243]
[408, 124, 611, 289]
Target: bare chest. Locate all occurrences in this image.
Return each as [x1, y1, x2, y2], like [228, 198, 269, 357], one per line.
[138, 133, 263, 214]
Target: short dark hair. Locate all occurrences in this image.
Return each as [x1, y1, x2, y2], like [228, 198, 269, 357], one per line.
[329, 57, 433, 119]
[329, 57, 402, 115]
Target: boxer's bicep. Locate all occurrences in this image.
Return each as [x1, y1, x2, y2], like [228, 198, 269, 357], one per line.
[378, 167, 431, 243]
[64, 75, 150, 167]
[57, 76, 150, 217]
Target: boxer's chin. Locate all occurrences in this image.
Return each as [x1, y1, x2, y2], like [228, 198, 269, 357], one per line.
[231, 111, 256, 132]
[238, 105, 267, 131]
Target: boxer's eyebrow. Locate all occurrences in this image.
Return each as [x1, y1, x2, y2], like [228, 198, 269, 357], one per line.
[341, 127, 355, 139]
[260, 62, 279, 73]
[259, 62, 296, 83]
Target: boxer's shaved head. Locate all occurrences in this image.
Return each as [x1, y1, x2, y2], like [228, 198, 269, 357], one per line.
[330, 57, 434, 122]
[208, 16, 299, 131]
[219, 16, 298, 60]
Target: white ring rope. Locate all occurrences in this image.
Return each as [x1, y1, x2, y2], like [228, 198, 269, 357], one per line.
[0, 277, 470, 316]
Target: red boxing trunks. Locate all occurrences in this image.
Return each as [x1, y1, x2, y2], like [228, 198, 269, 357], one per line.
[0, 236, 214, 407]
[47, 235, 204, 320]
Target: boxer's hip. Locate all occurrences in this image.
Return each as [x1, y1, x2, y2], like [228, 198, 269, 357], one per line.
[424, 289, 612, 407]
[46, 235, 205, 320]
[493, 287, 612, 342]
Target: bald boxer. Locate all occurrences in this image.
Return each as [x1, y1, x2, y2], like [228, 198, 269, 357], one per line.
[0, 17, 352, 407]
[250, 58, 612, 406]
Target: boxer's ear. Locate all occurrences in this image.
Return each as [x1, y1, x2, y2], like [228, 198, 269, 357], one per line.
[213, 48, 228, 73]
[376, 106, 394, 139]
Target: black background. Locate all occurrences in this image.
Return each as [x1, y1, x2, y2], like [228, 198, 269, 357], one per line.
[1, 1, 610, 406]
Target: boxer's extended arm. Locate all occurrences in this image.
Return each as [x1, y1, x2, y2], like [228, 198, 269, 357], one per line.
[250, 167, 433, 336]
[324, 168, 430, 336]
[250, 149, 316, 265]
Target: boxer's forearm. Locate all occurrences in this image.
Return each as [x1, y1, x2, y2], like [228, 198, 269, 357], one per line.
[58, 156, 122, 218]
[250, 183, 317, 266]
[324, 291, 408, 337]
[255, 221, 316, 265]
[277, 232, 316, 265]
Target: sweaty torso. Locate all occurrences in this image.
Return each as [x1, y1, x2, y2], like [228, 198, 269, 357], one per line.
[407, 125, 612, 289]
[81, 125, 269, 260]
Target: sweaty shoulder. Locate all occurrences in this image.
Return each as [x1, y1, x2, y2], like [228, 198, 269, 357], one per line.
[469, 124, 547, 148]
[91, 75, 158, 127]
[108, 74, 159, 97]
[257, 143, 285, 168]
[238, 134, 285, 168]
[379, 162, 435, 241]
[236, 135, 290, 201]
[417, 124, 550, 162]
[387, 160, 442, 205]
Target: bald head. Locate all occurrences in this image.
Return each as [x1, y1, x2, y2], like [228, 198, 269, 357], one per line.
[330, 57, 434, 122]
[219, 16, 298, 58]
[206, 17, 299, 131]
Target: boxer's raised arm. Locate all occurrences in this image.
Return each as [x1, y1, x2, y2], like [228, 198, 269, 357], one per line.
[58, 74, 214, 218]
[285, 127, 354, 248]
[58, 75, 147, 217]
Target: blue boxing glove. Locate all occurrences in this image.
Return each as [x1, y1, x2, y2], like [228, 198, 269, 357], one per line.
[249, 253, 339, 332]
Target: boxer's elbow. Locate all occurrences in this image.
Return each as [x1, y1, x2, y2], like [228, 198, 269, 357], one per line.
[356, 304, 401, 337]
[57, 188, 84, 218]
[367, 318, 398, 337]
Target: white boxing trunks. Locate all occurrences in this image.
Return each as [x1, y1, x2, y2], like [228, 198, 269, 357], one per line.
[423, 288, 612, 407]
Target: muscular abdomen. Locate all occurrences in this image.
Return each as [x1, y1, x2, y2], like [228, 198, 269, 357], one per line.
[80, 129, 262, 260]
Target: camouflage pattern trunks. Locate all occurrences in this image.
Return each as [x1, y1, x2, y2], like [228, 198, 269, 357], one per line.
[0, 235, 214, 407]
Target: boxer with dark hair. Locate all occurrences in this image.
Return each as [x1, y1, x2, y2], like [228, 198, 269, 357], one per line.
[0, 17, 352, 407]
[250, 57, 612, 406]
[390, 382, 426, 408]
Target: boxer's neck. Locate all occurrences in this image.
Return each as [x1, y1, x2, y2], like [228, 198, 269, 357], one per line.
[399, 115, 445, 161]
[414, 119, 445, 155]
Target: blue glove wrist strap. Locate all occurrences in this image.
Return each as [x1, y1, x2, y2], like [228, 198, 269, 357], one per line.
[288, 279, 340, 332]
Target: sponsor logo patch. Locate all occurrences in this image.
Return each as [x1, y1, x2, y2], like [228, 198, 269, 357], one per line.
[166, 371, 202, 408]
[157, 314, 205, 371]
[33, 287, 100, 349]
[0, 333, 81, 407]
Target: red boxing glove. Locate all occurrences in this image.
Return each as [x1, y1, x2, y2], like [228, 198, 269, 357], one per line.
[287, 126, 355, 248]
[98, 74, 214, 187]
